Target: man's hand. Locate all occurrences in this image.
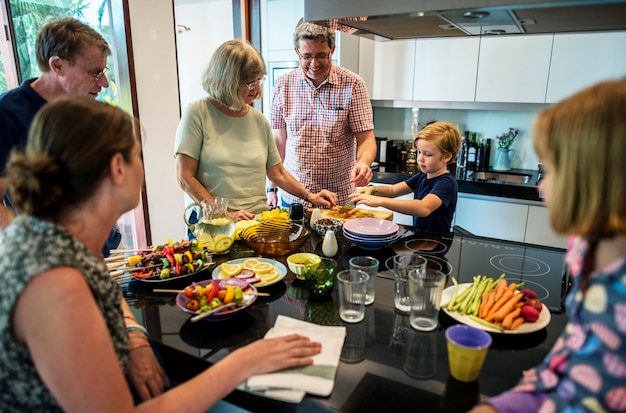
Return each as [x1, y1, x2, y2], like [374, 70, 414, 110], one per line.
[266, 191, 279, 209]
[350, 162, 373, 188]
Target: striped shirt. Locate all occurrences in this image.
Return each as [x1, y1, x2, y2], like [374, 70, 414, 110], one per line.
[270, 66, 374, 206]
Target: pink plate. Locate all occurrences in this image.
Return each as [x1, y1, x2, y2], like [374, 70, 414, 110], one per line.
[343, 218, 399, 237]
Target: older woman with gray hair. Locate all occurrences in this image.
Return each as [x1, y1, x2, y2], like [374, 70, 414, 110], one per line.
[175, 39, 336, 221]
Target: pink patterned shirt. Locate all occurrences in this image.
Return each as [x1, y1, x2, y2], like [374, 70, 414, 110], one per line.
[484, 236, 626, 412]
[270, 66, 374, 206]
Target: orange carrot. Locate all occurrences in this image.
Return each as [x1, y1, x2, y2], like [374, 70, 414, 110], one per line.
[501, 307, 522, 329]
[490, 293, 523, 323]
[507, 282, 518, 293]
[479, 290, 496, 319]
[485, 290, 514, 321]
[510, 316, 525, 330]
[494, 279, 508, 302]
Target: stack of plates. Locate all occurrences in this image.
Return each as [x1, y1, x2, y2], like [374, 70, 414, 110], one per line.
[342, 218, 401, 250]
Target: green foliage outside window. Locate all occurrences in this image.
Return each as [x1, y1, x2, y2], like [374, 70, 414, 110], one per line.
[5, 0, 117, 105]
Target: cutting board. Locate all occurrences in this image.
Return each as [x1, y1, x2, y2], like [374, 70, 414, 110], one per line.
[308, 207, 393, 222]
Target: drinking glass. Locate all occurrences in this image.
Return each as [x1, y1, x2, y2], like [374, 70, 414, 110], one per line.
[349, 256, 378, 305]
[336, 269, 369, 323]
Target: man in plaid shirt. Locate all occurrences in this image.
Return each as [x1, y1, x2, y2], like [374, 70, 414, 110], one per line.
[268, 19, 376, 208]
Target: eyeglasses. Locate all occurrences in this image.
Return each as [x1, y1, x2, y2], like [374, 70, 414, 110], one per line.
[297, 51, 331, 62]
[58, 56, 109, 83]
[245, 75, 266, 90]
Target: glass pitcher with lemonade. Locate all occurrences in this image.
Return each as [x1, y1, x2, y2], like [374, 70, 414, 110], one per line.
[184, 197, 235, 254]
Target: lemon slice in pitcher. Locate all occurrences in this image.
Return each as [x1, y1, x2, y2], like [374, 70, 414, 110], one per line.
[212, 235, 233, 253]
[221, 262, 243, 277]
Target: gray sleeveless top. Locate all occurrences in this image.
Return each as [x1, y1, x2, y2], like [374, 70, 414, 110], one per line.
[0, 216, 130, 411]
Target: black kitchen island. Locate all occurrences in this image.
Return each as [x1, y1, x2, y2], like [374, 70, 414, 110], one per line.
[124, 228, 568, 413]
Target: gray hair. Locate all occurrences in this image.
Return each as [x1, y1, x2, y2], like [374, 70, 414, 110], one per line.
[293, 18, 335, 50]
[35, 18, 110, 72]
[201, 39, 266, 111]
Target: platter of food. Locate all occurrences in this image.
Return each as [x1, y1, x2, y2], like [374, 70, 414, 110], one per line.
[441, 281, 551, 335]
[176, 278, 257, 321]
[317, 206, 393, 221]
[212, 258, 287, 288]
[133, 262, 212, 283]
[107, 239, 214, 283]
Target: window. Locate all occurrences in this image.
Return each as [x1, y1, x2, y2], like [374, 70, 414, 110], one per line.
[1, 0, 146, 250]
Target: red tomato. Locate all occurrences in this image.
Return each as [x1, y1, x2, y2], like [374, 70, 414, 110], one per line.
[186, 299, 200, 311]
[183, 286, 195, 298]
[217, 289, 227, 301]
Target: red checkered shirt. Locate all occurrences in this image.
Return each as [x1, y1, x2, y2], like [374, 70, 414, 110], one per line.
[270, 66, 374, 206]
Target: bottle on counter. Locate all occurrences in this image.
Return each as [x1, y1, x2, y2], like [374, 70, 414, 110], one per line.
[467, 132, 477, 171]
[407, 148, 417, 164]
[456, 132, 467, 179]
[484, 139, 492, 170]
[476, 138, 485, 170]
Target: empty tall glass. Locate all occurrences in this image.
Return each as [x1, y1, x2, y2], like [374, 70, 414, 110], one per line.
[349, 256, 378, 305]
[336, 269, 369, 323]
[408, 268, 446, 331]
[391, 254, 427, 313]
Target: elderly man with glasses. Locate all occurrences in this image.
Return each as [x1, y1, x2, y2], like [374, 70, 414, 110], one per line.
[0, 18, 121, 255]
[267, 19, 377, 208]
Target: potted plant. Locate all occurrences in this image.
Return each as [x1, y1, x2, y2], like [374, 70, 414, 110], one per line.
[493, 128, 519, 171]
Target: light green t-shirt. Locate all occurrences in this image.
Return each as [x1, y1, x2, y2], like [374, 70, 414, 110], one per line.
[175, 98, 282, 214]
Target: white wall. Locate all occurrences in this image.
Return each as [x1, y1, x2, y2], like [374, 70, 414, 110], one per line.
[175, 0, 233, 107]
[128, 0, 186, 244]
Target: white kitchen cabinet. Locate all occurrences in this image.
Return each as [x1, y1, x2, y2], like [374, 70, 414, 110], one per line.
[413, 37, 480, 102]
[454, 194, 567, 248]
[454, 195, 528, 242]
[358, 37, 416, 101]
[265, 0, 303, 61]
[475, 34, 553, 103]
[525, 205, 567, 249]
[546, 31, 626, 103]
[360, 182, 414, 226]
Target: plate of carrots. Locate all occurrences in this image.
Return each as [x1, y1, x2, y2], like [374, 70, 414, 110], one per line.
[441, 276, 551, 334]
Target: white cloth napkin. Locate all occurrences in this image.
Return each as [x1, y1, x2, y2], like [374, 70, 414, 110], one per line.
[241, 315, 346, 402]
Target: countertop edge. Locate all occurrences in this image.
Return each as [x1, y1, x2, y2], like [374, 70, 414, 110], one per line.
[372, 169, 542, 203]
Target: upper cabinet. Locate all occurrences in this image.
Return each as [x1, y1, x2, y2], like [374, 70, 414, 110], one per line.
[546, 31, 626, 103]
[413, 37, 480, 102]
[265, 0, 303, 61]
[475, 34, 553, 103]
[358, 37, 416, 101]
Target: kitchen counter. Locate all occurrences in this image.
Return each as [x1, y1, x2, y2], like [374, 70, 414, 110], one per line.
[124, 228, 567, 412]
[372, 164, 542, 202]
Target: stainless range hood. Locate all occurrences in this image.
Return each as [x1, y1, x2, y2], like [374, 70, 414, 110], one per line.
[304, 0, 626, 40]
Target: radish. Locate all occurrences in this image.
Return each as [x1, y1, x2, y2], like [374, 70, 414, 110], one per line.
[521, 305, 540, 322]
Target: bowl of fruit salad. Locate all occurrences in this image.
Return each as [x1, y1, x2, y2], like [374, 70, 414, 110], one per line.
[176, 278, 257, 321]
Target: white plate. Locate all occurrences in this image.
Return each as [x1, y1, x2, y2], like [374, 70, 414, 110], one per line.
[212, 258, 287, 288]
[441, 283, 551, 334]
